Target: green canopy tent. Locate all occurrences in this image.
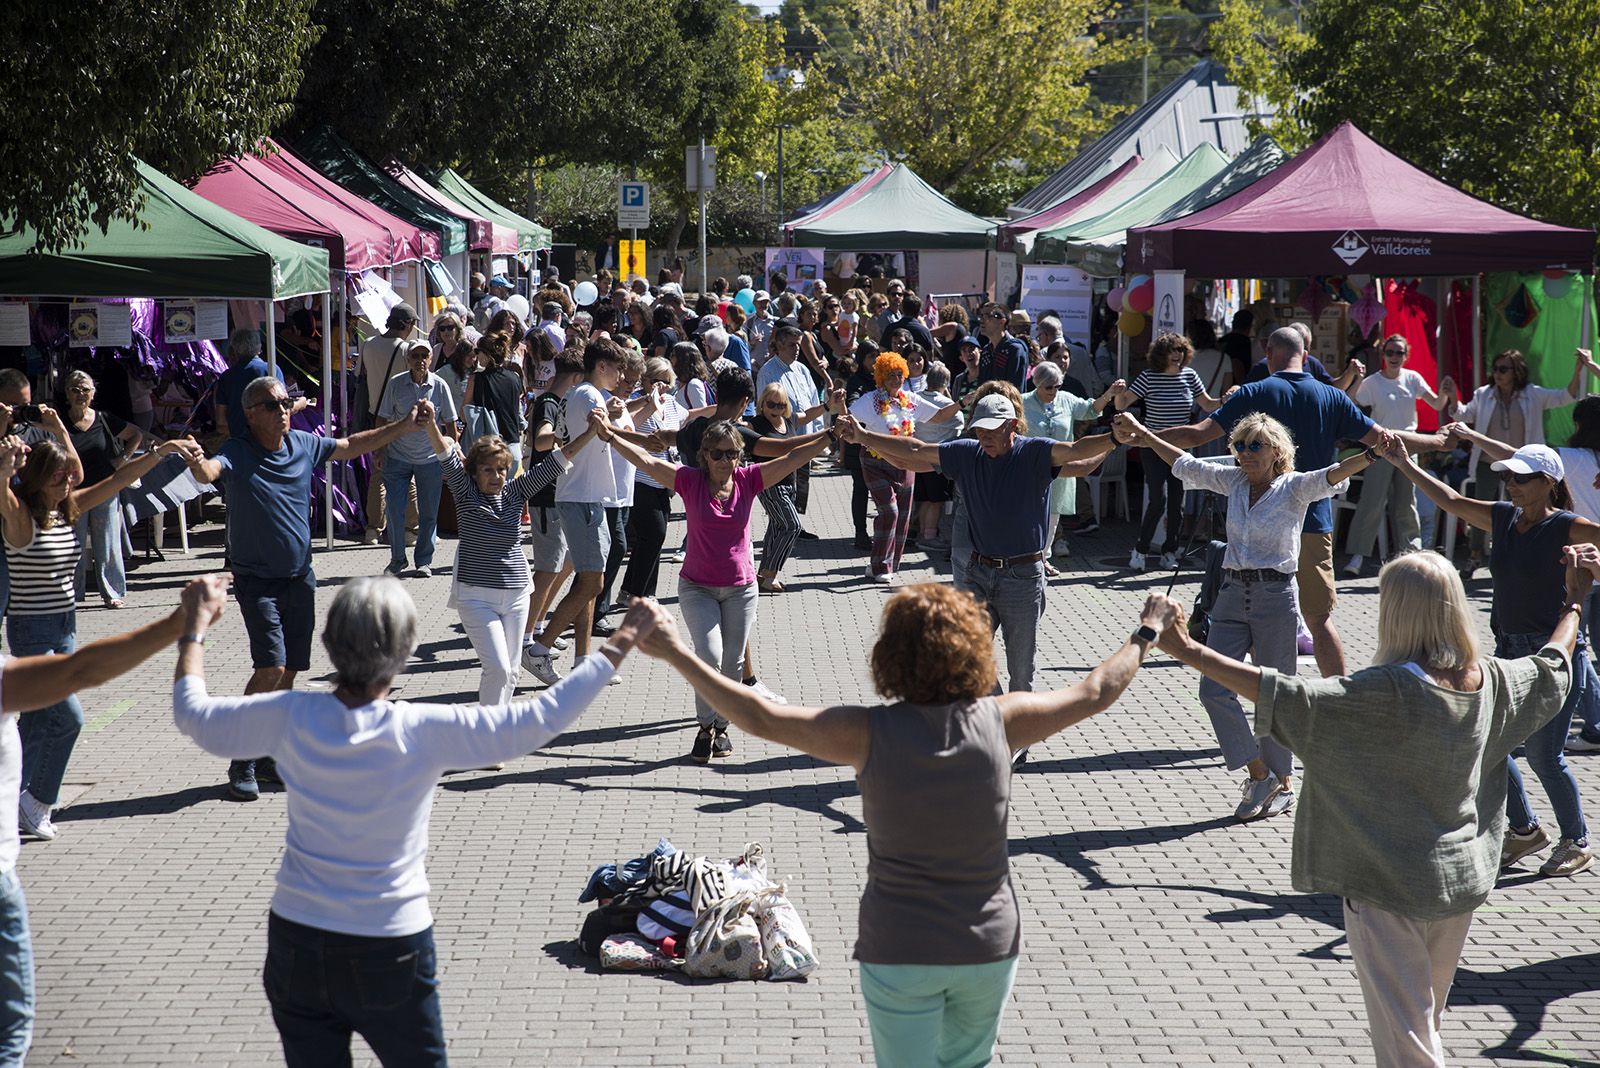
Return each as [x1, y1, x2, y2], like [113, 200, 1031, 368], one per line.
[786, 164, 994, 250]
[429, 168, 551, 253]
[1033, 145, 1230, 273]
[0, 159, 329, 300]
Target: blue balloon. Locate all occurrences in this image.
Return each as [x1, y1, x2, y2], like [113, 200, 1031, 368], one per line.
[734, 287, 757, 314]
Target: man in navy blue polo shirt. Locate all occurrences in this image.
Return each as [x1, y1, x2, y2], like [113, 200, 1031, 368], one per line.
[1161, 327, 1447, 677]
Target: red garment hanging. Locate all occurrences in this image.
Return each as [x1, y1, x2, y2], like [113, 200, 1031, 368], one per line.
[1383, 279, 1441, 431]
[1437, 280, 1478, 394]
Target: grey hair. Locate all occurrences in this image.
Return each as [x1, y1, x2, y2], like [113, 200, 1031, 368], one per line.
[1038, 315, 1062, 337]
[571, 311, 593, 330]
[926, 360, 951, 391]
[227, 327, 263, 362]
[65, 369, 95, 393]
[1289, 321, 1313, 348]
[321, 576, 419, 691]
[1268, 326, 1305, 356]
[1031, 361, 1065, 388]
[735, 274, 753, 291]
[775, 293, 797, 318]
[240, 376, 284, 409]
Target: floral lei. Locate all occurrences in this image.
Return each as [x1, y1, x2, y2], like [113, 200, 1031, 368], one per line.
[875, 388, 917, 437]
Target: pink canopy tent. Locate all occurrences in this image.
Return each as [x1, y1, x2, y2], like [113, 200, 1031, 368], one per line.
[259, 140, 438, 264]
[998, 155, 1143, 253]
[387, 162, 513, 254]
[1127, 122, 1594, 277]
[782, 164, 894, 238]
[191, 153, 400, 272]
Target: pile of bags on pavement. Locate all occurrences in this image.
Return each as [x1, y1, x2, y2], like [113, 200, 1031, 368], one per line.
[576, 837, 819, 981]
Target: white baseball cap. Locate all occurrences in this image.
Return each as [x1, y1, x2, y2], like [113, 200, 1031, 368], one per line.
[1490, 444, 1565, 481]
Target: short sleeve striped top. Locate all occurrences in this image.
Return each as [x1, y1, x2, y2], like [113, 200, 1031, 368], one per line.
[5, 515, 80, 616]
[442, 448, 570, 590]
[1130, 367, 1205, 431]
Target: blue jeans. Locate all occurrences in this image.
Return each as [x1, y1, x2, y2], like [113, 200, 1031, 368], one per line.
[1582, 589, 1600, 738]
[73, 496, 126, 602]
[1496, 630, 1590, 843]
[0, 869, 33, 1067]
[8, 612, 83, 807]
[385, 458, 443, 569]
[956, 559, 1045, 692]
[264, 912, 446, 1068]
[859, 956, 1018, 1068]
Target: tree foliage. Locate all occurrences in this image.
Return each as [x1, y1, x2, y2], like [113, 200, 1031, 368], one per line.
[1211, 0, 1600, 230]
[1, 0, 319, 252]
[810, 0, 1133, 197]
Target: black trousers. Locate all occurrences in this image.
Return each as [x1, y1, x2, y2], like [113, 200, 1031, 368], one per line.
[621, 484, 672, 598]
[595, 505, 630, 614]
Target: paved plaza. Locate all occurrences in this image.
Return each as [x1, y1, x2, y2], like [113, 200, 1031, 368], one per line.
[18, 467, 1600, 1066]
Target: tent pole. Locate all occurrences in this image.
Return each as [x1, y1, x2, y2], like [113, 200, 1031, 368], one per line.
[1471, 275, 1482, 388]
[339, 279, 349, 432]
[322, 289, 334, 551]
[265, 301, 277, 376]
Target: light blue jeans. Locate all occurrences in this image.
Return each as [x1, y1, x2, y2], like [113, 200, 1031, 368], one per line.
[956, 559, 1045, 692]
[678, 581, 757, 728]
[1199, 576, 1297, 780]
[73, 496, 126, 602]
[859, 956, 1018, 1068]
[0, 868, 33, 1066]
[1496, 629, 1591, 843]
[8, 612, 83, 807]
[385, 457, 443, 569]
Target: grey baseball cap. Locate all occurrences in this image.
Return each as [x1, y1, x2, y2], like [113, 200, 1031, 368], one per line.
[968, 394, 1018, 430]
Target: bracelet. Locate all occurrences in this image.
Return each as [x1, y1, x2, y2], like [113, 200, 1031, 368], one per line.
[600, 642, 628, 660]
[178, 633, 206, 647]
[1363, 447, 1379, 462]
[1561, 602, 1584, 618]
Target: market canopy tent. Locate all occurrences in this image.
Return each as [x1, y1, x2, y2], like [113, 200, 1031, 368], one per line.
[430, 168, 551, 252]
[1127, 122, 1595, 277]
[192, 152, 401, 273]
[785, 164, 994, 250]
[258, 138, 437, 264]
[784, 164, 895, 233]
[295, 127, 469, 258]
[1141, 135, 1285, 231]
[386, 161, 503, 253]
[998, 154, 1147, 255]
[1008, 151, 1180, 261]
[1034, 145, 1230, 272]
[0, 159, 330, 299]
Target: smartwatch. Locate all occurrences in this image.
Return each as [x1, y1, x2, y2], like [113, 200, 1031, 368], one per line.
[1132, 624, 1159, 645]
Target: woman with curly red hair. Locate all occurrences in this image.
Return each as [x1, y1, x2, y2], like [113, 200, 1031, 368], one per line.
[846, 352, 958, 583]
[633, 583, 1179, 1068]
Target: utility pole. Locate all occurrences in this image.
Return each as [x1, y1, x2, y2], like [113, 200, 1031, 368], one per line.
[1142, 0, 1150, 103]
[697, 134, 709, 295]
[776, 123, 791, 243]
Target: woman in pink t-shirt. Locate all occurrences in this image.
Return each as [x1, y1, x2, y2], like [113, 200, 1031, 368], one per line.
[591, 410, 832, 764]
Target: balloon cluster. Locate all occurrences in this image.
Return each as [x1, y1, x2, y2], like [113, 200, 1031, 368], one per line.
[1108, 275, 1155, 336]
[734, 287, 757, 314]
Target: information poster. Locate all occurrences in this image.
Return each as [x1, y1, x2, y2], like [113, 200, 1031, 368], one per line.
[1019, 266, 1093, 347]
[1153, 270, 1185, 336]
[0, 304, 29, 347]
[68, 302, 133, 348]
[162, 300, 230, 343]
[765, 247, 826, 297]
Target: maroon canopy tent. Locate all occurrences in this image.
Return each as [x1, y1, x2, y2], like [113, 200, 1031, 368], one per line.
[1126, 122, 1594, 277]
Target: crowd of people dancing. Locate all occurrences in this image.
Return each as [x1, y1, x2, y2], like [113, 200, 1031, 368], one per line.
[0, 272, 1594, 1068]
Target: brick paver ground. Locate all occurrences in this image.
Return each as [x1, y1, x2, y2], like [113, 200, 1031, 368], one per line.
[19, 466, 1600, 1066]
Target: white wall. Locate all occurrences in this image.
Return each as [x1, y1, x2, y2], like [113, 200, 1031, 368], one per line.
[918, 250, 994, 299]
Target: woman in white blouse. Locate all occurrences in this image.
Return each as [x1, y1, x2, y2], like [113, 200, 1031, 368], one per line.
[1113, 411, 1382, 822]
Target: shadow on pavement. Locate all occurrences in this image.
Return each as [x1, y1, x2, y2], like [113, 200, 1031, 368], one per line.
[54, 783, 225, 822]
[1015, 747, 1220, 776]
[1009, 816, 1234, 891]
[1451, 952, 1600, 1066]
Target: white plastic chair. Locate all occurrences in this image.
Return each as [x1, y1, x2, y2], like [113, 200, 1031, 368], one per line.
[1330, 470, 1389, 560]
[1087, 445, 1131, 523]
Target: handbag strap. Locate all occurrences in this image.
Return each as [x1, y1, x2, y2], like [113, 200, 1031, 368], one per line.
[371, 337, 405, 417]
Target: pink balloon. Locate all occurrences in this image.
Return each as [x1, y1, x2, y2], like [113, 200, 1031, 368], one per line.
[1106, 287, 1125, 313]
[1126, 281, 1154, 315]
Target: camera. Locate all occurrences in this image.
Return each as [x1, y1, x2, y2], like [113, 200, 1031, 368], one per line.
[10, 404, 41, 424]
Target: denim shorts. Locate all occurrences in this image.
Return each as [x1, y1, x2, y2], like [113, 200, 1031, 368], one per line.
[555, 501, 609, 573]
[234, 571, 317, 671]
[528, 506, 567, 573]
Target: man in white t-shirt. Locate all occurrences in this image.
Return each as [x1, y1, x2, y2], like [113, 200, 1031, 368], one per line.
[523, 339, 624, 684]
[1344, 334, 1450, 573]
[357, 303, 421, 545]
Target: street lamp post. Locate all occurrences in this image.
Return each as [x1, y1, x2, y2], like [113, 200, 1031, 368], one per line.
[775, 123, 792, 244]
[754, 170, 767, 235]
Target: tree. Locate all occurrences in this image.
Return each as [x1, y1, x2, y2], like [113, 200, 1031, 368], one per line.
[1210, 0, 1600, 232]
[809, 0, 1135, 201]
[1089, 1, 1231, 111]
[1, 0, 319, 253]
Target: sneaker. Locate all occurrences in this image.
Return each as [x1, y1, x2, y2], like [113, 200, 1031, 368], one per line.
[866, 568, 893, 584]
[1343, 554, 1365, 576]
[413, 565, 433, 579]
[1127, 549, 1146, 572]
[853, 534, 872, 551]
[1160, 552, 1181, 571]
[711, 730, 734, 758]
[591, 619, 617, 639]
[606, 673, 623, 686]
[1051, 538, 1070, 558]
[361, 529, 380, 545]
[690, 726, 713, 764]
[227, 760, 259, 802]
[1262, 785, 1295, 819]
[745, 678, 786, 703]
[524, 651, 563, 687]
[255, 757, 282, 785]
[1074, 519, 1100, 534]
[797, 530, 819, 541]
[17, 790, 56, 841]
[1540, 838, 1595, 877]
[1501, 824, 1551, 868]
[383, 560, 406, 577]
[1011, 747, 1030, 769]
[666, 547, 684, 563]
[1234, 774, 1283, 821]
[551, 635, 571, 652]
[1566, 732, 1600, 753]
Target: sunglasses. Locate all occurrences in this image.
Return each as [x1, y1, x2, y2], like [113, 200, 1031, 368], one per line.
[1501, 470, 1545, 484]
[1231, 440, 1269, 453]
[255, 397, 295, 412]
[1493, 364, 1514, 373]
[1382, 348, 1406, 356]
[762, 401, 786, 410]
[705, 448, 740, 461]
[986, 310, 1006, 320]
[439, 325, 459, 332]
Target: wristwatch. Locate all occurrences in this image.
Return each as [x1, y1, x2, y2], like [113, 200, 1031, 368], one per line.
[178, 633, 206, 647]
[1132, 624, 1159, 646]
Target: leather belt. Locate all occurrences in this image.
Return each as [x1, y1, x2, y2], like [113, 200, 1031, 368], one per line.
[970, 550, 1046, 569]
[1224, 567, 1293, 583]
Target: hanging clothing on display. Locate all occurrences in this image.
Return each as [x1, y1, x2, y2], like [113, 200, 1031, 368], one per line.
[1383, 279, 1442, 432]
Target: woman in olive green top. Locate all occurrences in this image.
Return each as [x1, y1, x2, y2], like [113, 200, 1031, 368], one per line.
[1156, 548, 1586, 1068]
[632, 584, 1180, 1068]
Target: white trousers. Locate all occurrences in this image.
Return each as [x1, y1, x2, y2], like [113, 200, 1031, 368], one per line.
[1343, 898, 1475, 1068]
[457, 582, 532, 705]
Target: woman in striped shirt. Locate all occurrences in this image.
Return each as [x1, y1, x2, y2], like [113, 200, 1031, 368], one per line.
[421, 408, 602, 705]
[1115, 332, 1224, 571]
[3, 428, 200, 841]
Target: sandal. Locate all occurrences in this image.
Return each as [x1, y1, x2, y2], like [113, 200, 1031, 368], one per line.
[759, 579, 786, 594]
[103, 598, 125, 609]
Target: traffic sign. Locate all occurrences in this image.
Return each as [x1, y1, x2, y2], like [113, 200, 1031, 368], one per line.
[685, 146, 717, 192]
[618, 181, 650, 228]
[618, 239, 647, 283]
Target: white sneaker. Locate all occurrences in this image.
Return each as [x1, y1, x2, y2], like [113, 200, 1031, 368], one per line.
[746, 679, 786, 703]
[1234, 775, 1284, 821]
[523, 649, 563, 686]
[1343, 554, 1364, 576]
[551, 635, 571, 651]
[1160, 552, 1180, 570]
[1127, 549, 1146, 572]
[867, 568, 892, 584]
[1051, 538, 1070, 558]
[18, 790, 56, 841]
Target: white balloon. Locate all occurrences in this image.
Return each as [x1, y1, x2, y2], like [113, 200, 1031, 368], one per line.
[573, 281, 599, 306]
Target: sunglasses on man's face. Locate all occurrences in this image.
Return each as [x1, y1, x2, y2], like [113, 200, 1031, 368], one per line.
[1231, 439, 1269, 453]
[1494, 364, 1514, 374]
[705, 448, 740, 461]
[1502, 470, 1545, 484]
[255, 397, 295, 412]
